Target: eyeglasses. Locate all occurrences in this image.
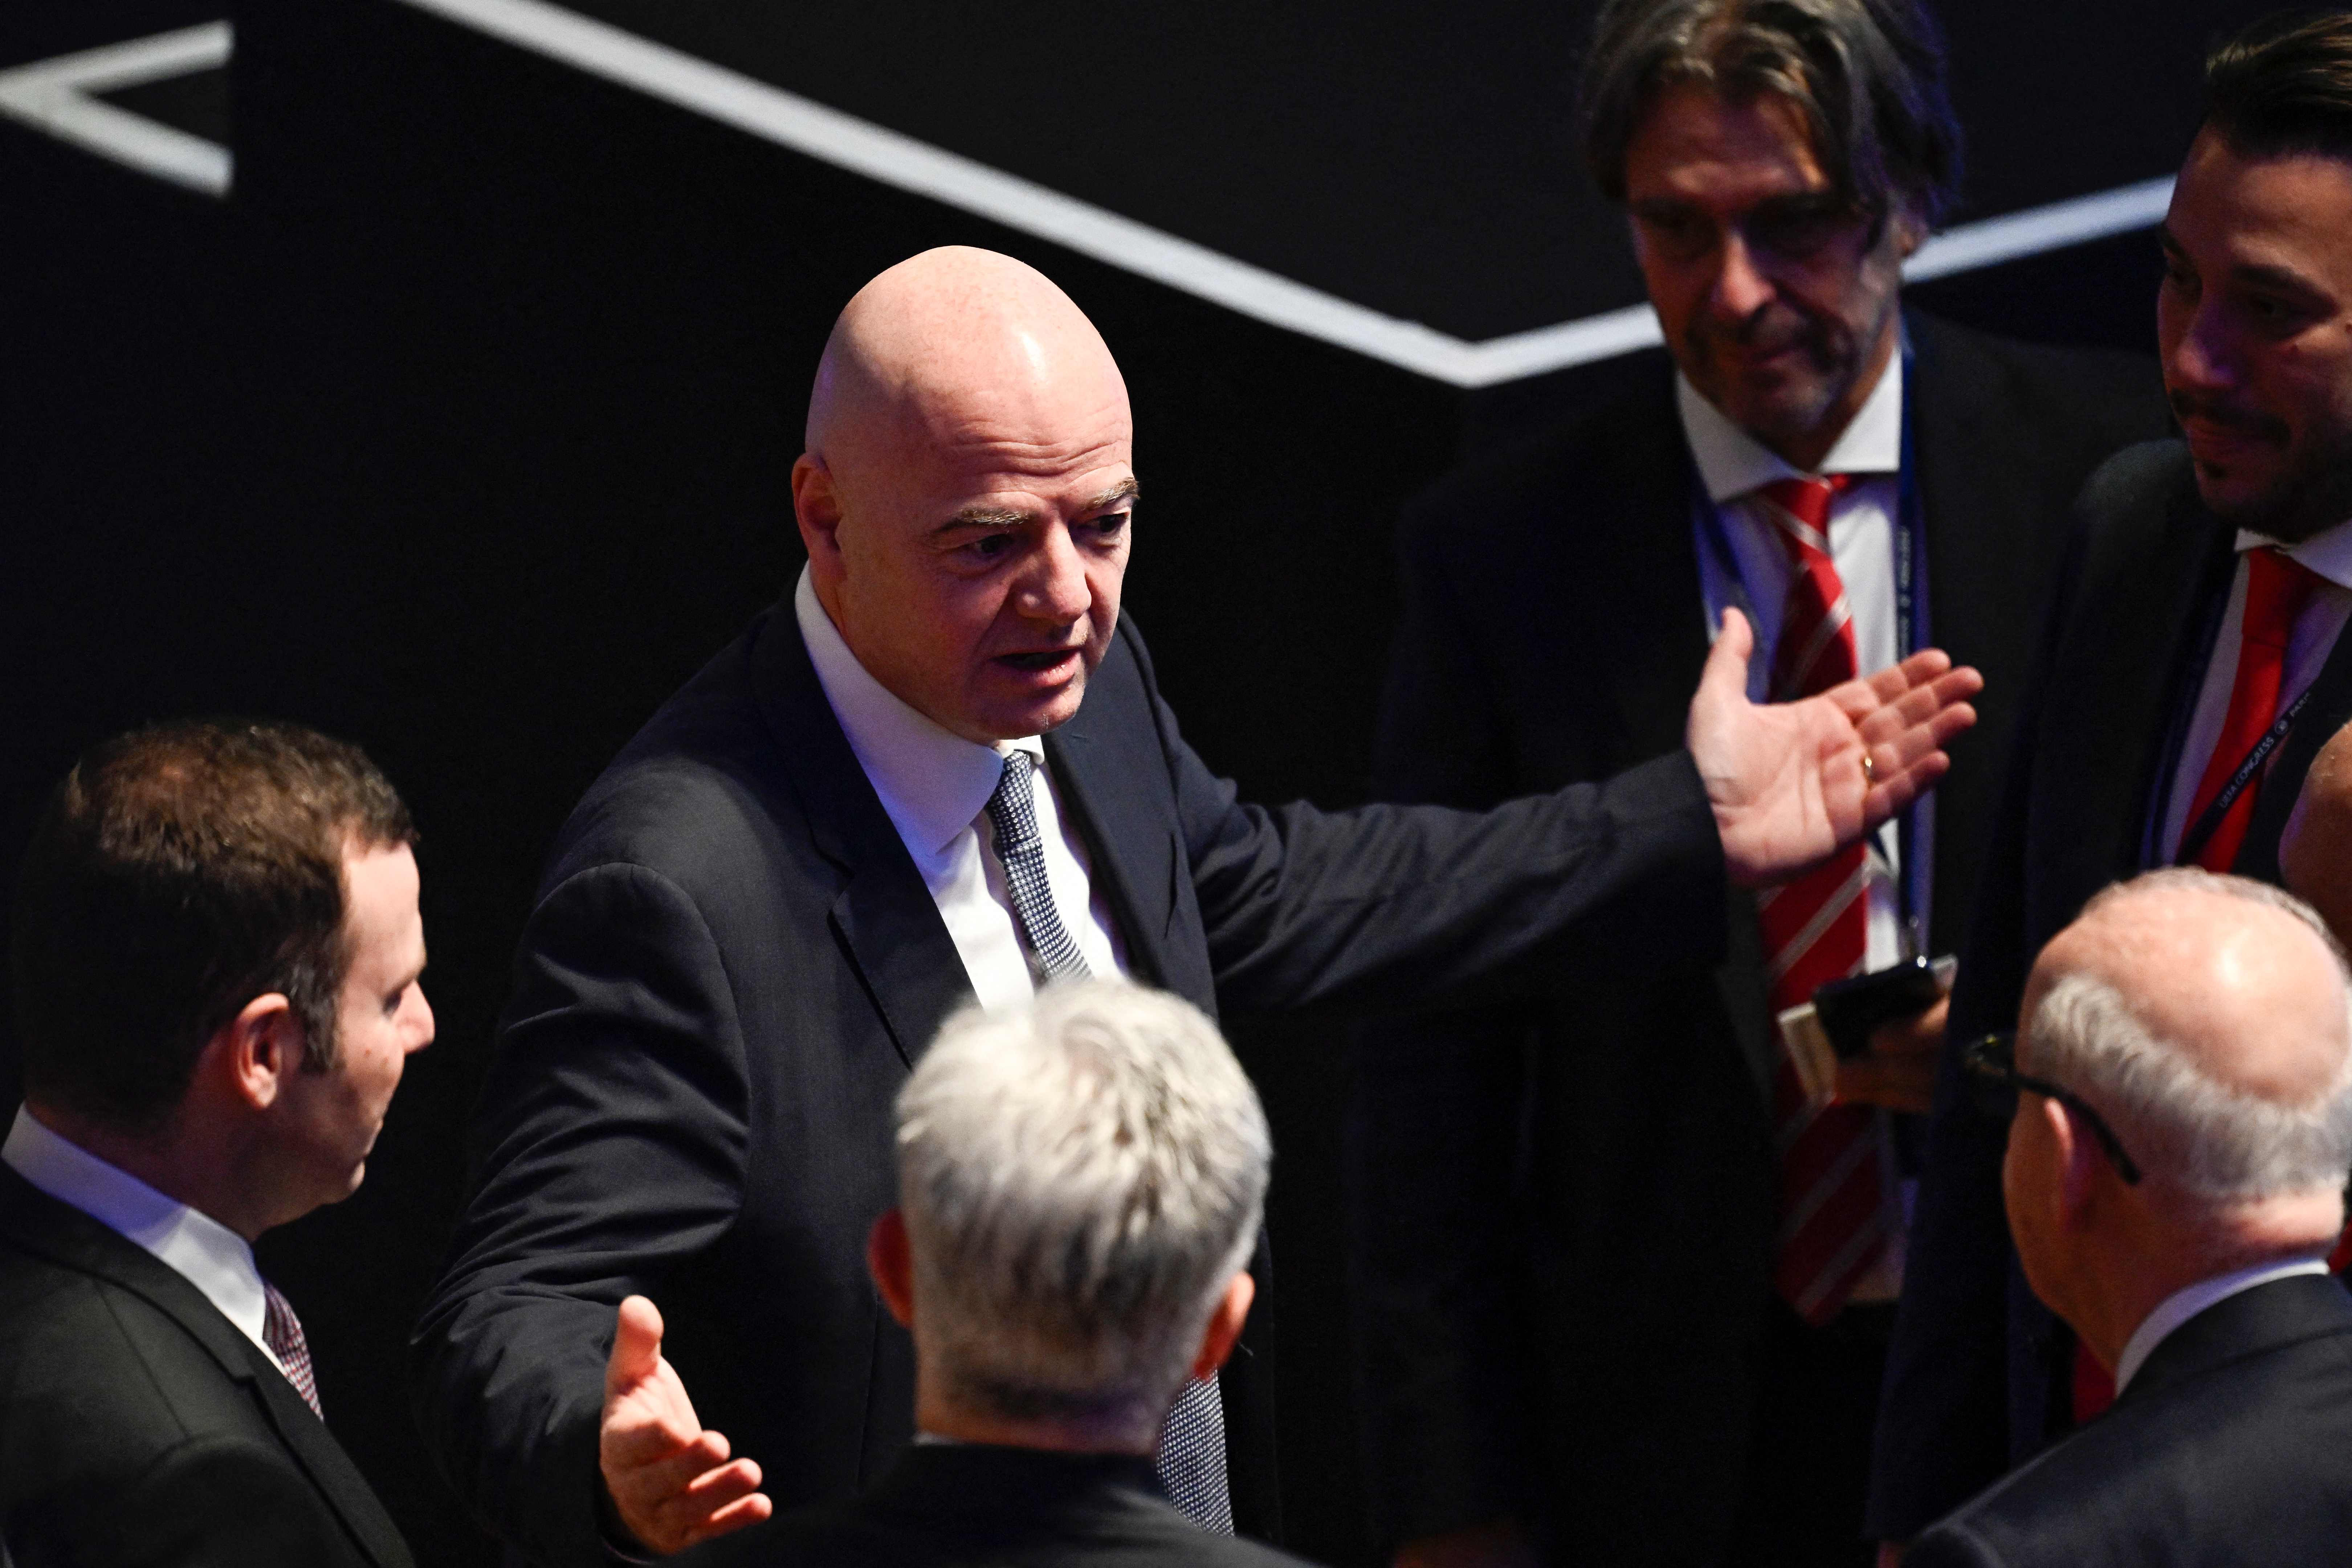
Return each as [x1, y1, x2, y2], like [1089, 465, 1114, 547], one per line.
[1960, 1033, 2143, 1186]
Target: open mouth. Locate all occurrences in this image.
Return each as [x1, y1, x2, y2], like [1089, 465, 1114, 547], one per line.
[996, 648, 1081, 672]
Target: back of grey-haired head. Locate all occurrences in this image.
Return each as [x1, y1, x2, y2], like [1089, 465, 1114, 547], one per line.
[2032, 869, 2352, 1202]
[1579, 0, 1964, 228]
[894, 980, 1271, 1434]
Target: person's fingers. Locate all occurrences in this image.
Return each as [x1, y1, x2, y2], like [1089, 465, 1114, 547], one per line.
[1852, 666, 1983, 739]
[694, 1490, 776, 1542]
[654, 1461, 769, 1550]
[606, 1296, 665, 1401]
[682, 1456, 764, 1508]
[1832, 647, 1956, 716]
[622, 1430, 733, 1500]
[1864, 749, 1951, 824]
[1864, 702, 1980, 781]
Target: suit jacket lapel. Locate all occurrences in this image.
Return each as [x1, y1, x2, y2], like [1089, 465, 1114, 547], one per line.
[1574, 382, 1779, 1097]
[2038, 467, 2234, 902]
[239, 1345, 415, 1567]
[1042, 641, 1178, 989]
[1586, 382, 1713, 760]
[0, 1168, 412, 1567]
[1907, 317, 2048, 947]
[749, 605, 975, 1067]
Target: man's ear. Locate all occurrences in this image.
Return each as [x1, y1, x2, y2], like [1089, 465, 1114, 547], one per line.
[868, 1208, 915, 1328]
[792, 453, 845, 567]
[207, 994, 301, 1112]
[1189, 1272, 1256, 1381]
[2049, 1097, 2101, 1222]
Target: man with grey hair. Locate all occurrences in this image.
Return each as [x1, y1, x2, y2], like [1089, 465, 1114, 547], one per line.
[760, 980, 1308, 1568]
[1348, 1, 2166, 1563]
[1904, 868, 2352, 1567]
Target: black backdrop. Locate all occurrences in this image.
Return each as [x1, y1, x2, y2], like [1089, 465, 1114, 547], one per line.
[0, 2, 2271, 1561]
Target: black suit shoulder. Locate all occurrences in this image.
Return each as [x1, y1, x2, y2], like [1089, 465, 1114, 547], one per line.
[1907, 314, 2164, 437]
[1398, 356, 1680, 558]
[1911, 1281, 2352, 1568]
[758, 1449, 1316, 1568]
[0, 1219, 382, 1567]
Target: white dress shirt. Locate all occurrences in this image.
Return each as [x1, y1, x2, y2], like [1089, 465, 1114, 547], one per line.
[1682, 359, 1913, 1302]
[2112, 1255, 2331, 1395]
[795, 567, 1127, 1011]
[2157, 520, 2352, 863]
[2, 1102, 287, 1373]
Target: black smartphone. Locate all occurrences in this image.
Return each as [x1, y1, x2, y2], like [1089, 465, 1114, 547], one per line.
[1813, 956, 1947, 1060]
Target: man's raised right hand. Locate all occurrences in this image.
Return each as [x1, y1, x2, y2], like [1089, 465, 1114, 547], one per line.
[600, 1295, 773, 1555]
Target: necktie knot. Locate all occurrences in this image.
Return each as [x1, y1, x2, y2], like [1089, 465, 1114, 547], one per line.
[1757, 473, 1854, 564]
[985, 750, 1044, 854]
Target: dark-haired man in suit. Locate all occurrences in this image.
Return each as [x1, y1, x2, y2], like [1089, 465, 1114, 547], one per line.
[1908, 870, 2352, 1568]
[1345, 2, 2167, 1565]
[0, 720, 429, 1568]
[1878, 11, 2352, 1553]
[410, 243, 1983, 1565]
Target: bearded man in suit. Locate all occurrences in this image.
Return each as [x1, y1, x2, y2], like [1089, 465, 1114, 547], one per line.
[0, 720, 431, 1568]
[1345, 2, 2167, 1565]
[409, 244, 1982, 1564]
[1878, 11, 2352, 1553]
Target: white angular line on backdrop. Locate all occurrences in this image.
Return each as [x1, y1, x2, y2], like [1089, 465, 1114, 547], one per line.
[0, 22, 233, 197]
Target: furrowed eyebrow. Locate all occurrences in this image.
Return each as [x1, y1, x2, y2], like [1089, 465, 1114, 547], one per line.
[1085, 478, 1141, 512]
[935, 506, 1029, 534]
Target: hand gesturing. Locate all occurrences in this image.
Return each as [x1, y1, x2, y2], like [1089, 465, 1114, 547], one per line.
[1688, 609, 1982, 888]
[599, 1295, 773, 1555]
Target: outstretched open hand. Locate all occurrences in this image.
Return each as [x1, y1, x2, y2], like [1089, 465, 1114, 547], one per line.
[600, 1295, 772, 1556]
[1688, 609, 1982, 888]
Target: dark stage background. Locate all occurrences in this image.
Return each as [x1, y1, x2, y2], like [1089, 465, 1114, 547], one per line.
[0, 3, 2264, 1561]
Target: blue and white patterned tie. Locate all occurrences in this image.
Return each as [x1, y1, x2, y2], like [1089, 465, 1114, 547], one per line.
[982, 750, 1235, 1533]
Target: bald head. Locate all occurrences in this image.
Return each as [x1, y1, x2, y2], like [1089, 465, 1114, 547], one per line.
[792, 249, 1138, 744]
[2283, 720, 2352, 949]
[807, 248, 1127, 464]
[2038, 877, 2349, 1113]
[2003, 872, 2352, 1362]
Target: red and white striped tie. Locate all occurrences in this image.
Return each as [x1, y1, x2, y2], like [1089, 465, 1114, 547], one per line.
[1754, 474, 1893, 1326]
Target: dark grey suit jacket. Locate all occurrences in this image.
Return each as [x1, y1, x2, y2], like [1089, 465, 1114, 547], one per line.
[0, 1163, 413, 1568]
[411, 605, 1727, 1565]
[761, 1444, 1316, 1568]
[1908, 1273, 2352, 1568]
[1347, 317, 2167, 1562]
[1874, 441, 2352, 1536]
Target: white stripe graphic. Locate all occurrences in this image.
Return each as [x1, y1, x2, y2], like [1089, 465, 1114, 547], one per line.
[384, 0, 2177, 388]
[0, 23, 232, 197]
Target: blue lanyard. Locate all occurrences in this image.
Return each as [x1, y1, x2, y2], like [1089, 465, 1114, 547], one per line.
[1690, 357, 1932, 932]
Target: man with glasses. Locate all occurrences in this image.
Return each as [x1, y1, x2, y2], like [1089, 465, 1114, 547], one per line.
[1879, 14, 2352, 1551]
[1906, 868, 2352, 1568]
[1346, 2, 2164, 1564]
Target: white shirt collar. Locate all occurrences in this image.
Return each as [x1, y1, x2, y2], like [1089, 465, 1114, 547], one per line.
[2112, 1254, 2332, 1394]
[794, 567, 1040, 867]
[2234, 513, 2352, 594]
[2, 1103, 280, 1367]
[1676, 352, 1905, 505]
